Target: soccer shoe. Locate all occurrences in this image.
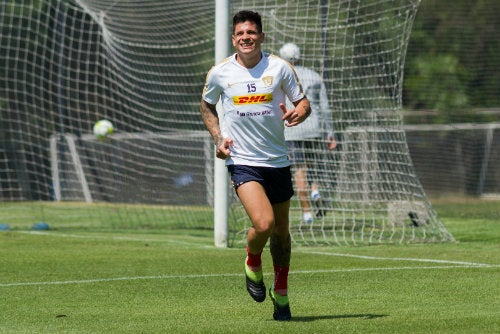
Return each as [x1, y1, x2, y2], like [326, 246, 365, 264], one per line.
[311, 190, 326, 218]
[302, 212, 313, 224]
[269, 285, 291, 321]
[314, 200, 326, 218]
[245, 263, 266, 302]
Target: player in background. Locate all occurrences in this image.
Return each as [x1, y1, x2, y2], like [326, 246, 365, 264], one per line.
[280, 43, 336, 224]
[200, 11, 311, 321]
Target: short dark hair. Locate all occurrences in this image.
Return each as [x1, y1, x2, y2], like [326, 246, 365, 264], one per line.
[232, 10, 262, 34]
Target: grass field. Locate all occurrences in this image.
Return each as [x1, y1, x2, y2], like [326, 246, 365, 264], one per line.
[0, 199, 499, 333]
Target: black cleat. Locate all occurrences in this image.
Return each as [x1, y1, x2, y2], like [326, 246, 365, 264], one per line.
[245, 274, 266, 302]
[314, 199, 326, 218]
[408, 211, 420, 226]
[269, 287, 291, 321]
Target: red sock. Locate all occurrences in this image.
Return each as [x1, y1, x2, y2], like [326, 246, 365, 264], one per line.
[273, 265, 289, 296]
[246, 246, 262, 271]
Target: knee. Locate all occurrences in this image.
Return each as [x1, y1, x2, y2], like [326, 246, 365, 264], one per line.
[252, 218, 274, 237]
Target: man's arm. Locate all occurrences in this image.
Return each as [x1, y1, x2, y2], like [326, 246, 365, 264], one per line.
[200, 99, 223, 146]
[281, 96, 311, 127]
[200, 99, 233, 159]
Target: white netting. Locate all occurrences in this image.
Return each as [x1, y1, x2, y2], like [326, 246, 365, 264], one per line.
[0, 0, 455, 244]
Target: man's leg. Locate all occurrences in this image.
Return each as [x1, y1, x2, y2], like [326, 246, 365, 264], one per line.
[236, 181, 274, 302]
[294, 164, 313, 223]
[237, 181, 274, 253]
[270, 200, 291, 268]
[269, 200, 292, 321]
[310, 181, 326, 218]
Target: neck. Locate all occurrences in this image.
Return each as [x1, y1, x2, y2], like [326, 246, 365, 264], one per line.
[236, 51, 262, 68]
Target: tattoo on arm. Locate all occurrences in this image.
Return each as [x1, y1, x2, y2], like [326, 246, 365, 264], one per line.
[200, 100, 223, 146]
[303, 105, 312, 118]
[293, 97, 312, 120]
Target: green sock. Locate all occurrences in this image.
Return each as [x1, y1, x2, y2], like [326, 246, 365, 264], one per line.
[245, 262, 263, 282]
[271, 289, 289, 306]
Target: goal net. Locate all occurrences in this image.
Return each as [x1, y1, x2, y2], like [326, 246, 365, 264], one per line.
[0, 0, 455, 245]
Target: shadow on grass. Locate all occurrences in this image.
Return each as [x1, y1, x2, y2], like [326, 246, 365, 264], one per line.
[290, 314, 388, 322]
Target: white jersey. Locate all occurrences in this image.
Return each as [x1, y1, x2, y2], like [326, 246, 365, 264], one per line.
[203, 52, 305, 167]
[284, 66, 333, 141]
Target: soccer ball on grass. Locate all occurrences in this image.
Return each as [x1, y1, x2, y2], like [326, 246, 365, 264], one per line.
[93, 119, 114, 140]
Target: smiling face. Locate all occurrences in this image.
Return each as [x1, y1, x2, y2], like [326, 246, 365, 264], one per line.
[232, 20, 265, 65]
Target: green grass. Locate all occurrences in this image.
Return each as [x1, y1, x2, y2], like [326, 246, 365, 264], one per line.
[0, 199, 499, 333]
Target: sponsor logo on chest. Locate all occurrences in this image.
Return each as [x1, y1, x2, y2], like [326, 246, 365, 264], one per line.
[232, 93, 273, 105]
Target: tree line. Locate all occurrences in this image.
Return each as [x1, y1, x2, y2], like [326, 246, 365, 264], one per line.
[403, 0, 500, 123]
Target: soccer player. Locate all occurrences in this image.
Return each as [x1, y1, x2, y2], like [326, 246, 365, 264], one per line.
[200, 10, 311, 321]
[280, 42, 337, 224]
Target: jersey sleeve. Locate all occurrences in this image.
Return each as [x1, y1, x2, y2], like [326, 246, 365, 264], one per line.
[281, 62, 305, 103]
[202, 67, 222, 105]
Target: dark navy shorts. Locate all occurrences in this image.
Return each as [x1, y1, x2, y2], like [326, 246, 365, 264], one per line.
[227, 165, 294, 204]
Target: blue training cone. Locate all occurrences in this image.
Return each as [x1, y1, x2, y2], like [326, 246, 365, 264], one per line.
[32, 222, 50, 231]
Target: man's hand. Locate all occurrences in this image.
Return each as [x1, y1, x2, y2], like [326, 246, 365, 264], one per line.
[327, 136, 337, 150]
[200, 100, 233, 160]
[281, 102, 310, 127]
[216, 137, 234, 160]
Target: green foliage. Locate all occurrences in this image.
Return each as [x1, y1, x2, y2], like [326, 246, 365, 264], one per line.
[404, 54, 468, 120]
[404, 0, 500, 116]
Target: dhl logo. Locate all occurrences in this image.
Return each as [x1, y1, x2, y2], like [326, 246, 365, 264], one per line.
[233, 94, 273, 105]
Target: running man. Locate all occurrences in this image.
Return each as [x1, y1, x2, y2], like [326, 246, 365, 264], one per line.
[200, 10, 311, 321]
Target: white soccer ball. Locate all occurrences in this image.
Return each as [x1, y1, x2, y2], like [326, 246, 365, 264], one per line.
[93, 119, 114, 139]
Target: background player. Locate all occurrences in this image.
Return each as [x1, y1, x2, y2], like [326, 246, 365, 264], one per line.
[280, 42, 336, 224]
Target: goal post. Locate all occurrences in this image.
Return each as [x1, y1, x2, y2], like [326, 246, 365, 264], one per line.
[50, 134, 93, 203]
[213, 0, 230, 248]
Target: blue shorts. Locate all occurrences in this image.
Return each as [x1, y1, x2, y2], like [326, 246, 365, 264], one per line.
[227, 165, 294, 204]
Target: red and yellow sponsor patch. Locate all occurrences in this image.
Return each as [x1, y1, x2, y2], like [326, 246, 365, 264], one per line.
[232, 94, 273, 105]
